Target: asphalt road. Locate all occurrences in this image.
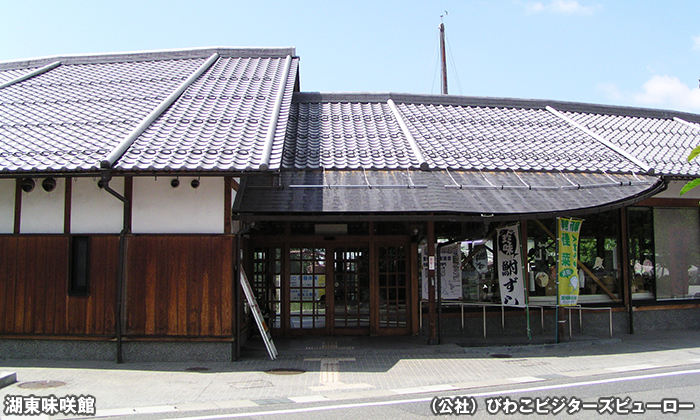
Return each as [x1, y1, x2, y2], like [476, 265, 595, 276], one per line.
[118, 364, 700, 420]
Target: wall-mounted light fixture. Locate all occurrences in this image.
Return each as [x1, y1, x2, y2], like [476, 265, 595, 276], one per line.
[170, 178, 180, 188]
[20, 178, 35, 193]
[191, 179, 200, 189]
[42, 177, 57, 192]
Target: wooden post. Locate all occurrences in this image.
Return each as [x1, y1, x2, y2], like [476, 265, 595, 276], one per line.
[14, 178, 22, 234]
[427, 221, 437, 344]
[621, 208, 634, 334]
[439, 23, 448, 95]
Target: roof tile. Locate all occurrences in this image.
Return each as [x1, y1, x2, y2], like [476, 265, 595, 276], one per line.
[564, 111, 700, 176]
[0, 58, 206, 172]
[116, 56, 298, 172]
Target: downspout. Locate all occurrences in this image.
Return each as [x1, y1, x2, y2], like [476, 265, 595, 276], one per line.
[95, 53, 217, 363]
[100, 169, 130, 364]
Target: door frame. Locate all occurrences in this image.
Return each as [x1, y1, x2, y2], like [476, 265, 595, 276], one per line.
[249, 235, 416, 336]
[372, 239, 414, 336]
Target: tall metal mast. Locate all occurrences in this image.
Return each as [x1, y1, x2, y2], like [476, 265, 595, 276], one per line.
[439, 15, 448, 95]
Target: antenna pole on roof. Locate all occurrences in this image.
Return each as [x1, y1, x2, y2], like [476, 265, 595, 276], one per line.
[439, 12, 448, 95]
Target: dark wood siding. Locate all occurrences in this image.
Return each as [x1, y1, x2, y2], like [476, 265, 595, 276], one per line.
[125, 236, 234, 337]
[0, 236, 118, 336]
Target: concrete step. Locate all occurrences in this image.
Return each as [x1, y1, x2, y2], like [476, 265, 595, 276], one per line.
[0, 371, 17, 389]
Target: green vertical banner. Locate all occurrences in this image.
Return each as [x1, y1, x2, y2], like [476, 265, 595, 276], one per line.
[557, 217, 583, 306]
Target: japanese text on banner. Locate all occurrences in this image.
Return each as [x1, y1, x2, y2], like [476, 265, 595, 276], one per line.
[496, 224, 526, 307]
[558, 217, 583, 306]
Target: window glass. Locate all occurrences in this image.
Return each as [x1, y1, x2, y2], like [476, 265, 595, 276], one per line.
[577, 211, 621, 302]
[69, 236, 90, 296]
[628, 207, 655, 300]
[252, 247, 282, 328]
[654, 208, 700, 300]
[527, 212, 621, 304]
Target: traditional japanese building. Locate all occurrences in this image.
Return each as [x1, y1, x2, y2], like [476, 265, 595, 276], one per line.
[1, 47, 700, 361]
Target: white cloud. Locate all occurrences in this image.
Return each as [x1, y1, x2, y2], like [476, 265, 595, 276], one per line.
[525, 2, 546, 13]
[633, 75, 700, 110]
[693, 35, 700, 51]
[596, 82, 623, 101]
[525, 0, 599, 15]
[598, 76, 700, 112]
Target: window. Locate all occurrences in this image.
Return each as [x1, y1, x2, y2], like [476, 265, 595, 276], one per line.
[252, 247, 282, 328]
[628, 207, 655, 299]
[527, 212, 622, 304]
[69, 236, 90, 295]
[653, 208, 700, 300]
[628, 206, 700, 301]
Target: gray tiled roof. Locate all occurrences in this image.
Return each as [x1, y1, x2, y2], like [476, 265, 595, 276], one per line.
[0, 67, 38, 85]
[0, 58, 207, 172]
[397, 103, 634, 172]
[2, 49, 700, 180]
[283, 101, 424, 169]
[286, 93, 700, 176]
[0, 47, 298, 174]
[116, 55, 298, 171]
[235, 170, 662, 219]
[564, 111, 700, 176]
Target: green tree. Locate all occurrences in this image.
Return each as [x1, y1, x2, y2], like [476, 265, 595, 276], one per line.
[680, 145, 700, 195]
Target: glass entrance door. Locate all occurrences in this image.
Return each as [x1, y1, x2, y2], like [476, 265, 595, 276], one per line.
[377, 244, 411, 334]
[254, 240, 412, 336]
[289, 247, 327, 331]
[332, 247, 370, 333]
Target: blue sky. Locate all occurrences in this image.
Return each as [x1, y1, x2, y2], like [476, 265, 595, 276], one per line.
[2, 0, 700, 113]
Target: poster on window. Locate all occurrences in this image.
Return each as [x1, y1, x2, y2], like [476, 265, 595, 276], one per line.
[473, 248, 489, 274]
[421, 243, 462, 300]
[496, 224, 526, 307]
[302, 275, 314, 288]
[315, 275, 326, 300]
[290, 275, 301, 301]
[557, 217, 583, 306]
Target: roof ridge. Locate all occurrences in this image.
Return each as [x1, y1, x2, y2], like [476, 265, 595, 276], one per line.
[0, 47, 297, 70]
[292, 92, 700, 123]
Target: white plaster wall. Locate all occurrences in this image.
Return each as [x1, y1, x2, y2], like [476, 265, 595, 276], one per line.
[654, 179, 700, 199]
[71, 177, 124, 234]
[132, 177, 224, 234]
[20, 177, 65, 234]
[0, 179, 15, 233]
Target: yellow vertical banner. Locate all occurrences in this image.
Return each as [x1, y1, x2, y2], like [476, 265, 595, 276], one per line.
[557, 217, 583, 306]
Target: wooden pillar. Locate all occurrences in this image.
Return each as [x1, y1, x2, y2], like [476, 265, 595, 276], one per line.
[427, 221, 437, 344]
[14, 178, 22, 234]
[64, 177, 72, 234]
[224, 177, 232, 234]
[620, 208, 633, 334]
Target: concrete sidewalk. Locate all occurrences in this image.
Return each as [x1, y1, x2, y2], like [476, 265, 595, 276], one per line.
[2, 330, 700, 419]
